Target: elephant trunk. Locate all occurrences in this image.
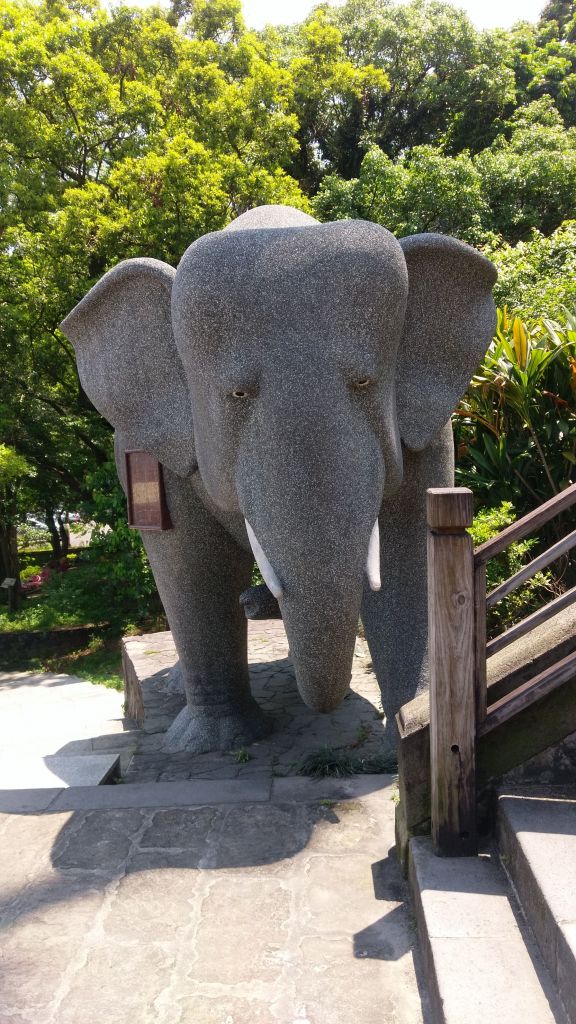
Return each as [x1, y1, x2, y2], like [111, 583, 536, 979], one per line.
[244, 519, 379, 711]
[282, 568, 369, 713]
[237, 421, 385, 713]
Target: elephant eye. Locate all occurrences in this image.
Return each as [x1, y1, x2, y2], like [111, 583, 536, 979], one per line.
[231, 388, 250, 400]
[354, 377, 373, 390]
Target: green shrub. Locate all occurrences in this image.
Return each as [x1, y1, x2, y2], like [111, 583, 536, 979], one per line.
[489, 221, 576, 318]
[19, 548, 52, 568]
[297, 747, 358, 778]
[296, 746, 397, 777]
[42, 635, 123, 691]
[469, 502, 555, 638]
[19, 563, 42, 581]
[251, 564, 264, 586]
[77, 459, 164, 630]
[455, 307, 576, 516]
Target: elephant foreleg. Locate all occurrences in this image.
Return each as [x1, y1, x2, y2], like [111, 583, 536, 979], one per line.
[136, 467, 271, 753]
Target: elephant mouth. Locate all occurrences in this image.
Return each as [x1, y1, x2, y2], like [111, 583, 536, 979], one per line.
[244, 518, 382, 597]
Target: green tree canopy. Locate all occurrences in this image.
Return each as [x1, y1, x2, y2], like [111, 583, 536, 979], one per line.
[2, 0, 576, 571]
[0, 0, 308, 539]
[285, 0, 517, 175]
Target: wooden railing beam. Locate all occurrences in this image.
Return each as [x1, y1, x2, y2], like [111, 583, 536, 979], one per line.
[486, 584, 576, 658]
[480, 650, 576, 734]
[418, 481, 576, 862]
[486, 529, 576, 609]
[427, 487, 477, 857]
[475, 482, 576, 565]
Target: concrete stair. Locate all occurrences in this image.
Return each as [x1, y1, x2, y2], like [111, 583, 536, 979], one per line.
[498, 793, 576, 1024]
[409, 789, 576, 1024]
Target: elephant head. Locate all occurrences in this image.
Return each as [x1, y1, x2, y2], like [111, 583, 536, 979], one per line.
[60, 205, 496, 713]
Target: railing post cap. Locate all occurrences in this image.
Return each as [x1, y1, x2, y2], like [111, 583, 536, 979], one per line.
[427, 487, 474, 529]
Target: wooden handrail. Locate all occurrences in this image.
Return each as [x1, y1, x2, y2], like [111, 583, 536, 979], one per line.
[424, 483, 576, 859]
[474, 481, 576, 565]
[480, 649, 576, 735]
[486, 528, 576, 608]
[486, 584, 576, 658]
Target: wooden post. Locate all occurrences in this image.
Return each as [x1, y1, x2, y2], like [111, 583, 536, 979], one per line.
[474, 563, 487, 725]
[427, 487, 477, 857]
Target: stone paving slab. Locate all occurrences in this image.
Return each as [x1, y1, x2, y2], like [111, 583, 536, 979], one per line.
[49, 777, 273, 811]
[124, 623, 393, 784]
[0, 788, 63, 812]
[0, 778, 429, 1024]
[0, 775, 392, 814]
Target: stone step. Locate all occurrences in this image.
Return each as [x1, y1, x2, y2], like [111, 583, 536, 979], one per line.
[0, 772, 392, 813]
[408, 836, 567, 1024]
[0, 753, 120, 789]
[498, 792, 576, 1024]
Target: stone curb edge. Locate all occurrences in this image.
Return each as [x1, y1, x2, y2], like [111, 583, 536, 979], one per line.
[0, 773, 395, 814]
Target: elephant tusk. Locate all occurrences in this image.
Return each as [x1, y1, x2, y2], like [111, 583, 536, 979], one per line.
[366, 519, 381, 591]
[245, 521, 284, 600]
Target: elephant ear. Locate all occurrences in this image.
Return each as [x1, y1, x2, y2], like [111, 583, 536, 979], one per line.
[397, 234, 497, 451]
[60, 258, 196, 476]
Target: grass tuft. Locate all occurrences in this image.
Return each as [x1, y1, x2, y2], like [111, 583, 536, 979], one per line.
[297, 746, 398, 778]
[296, 747, 357, 778]
[234, 747, 251, 764]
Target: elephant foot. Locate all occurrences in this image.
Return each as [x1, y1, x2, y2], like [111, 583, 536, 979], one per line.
[163, 700, 273, 754]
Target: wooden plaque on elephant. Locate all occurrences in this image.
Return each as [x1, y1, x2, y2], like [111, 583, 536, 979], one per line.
[125, 451, 172, 531]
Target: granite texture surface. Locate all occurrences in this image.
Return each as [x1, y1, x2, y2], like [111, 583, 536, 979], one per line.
[60, 204, 496, 753]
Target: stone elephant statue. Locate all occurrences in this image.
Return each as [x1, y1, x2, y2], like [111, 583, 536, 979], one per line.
[60, 204, 496, 753]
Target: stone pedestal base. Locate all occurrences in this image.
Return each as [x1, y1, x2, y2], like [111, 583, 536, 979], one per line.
[122, 622, 394, 782]
[122, 631, 184, 731]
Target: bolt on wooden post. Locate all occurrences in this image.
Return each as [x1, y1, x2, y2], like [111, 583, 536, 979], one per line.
[427, 487, 477, 857]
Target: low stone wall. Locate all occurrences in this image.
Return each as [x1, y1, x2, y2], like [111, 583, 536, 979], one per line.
[0, 624, 103, 663]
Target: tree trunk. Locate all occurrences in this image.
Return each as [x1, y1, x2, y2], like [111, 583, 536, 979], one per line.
[0, 522, 22, 611]
[45, 509, 62, 559]
[57, 513, 70, 558]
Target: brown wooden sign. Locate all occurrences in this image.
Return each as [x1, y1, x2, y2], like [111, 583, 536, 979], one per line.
[125, 451, 172, 531]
